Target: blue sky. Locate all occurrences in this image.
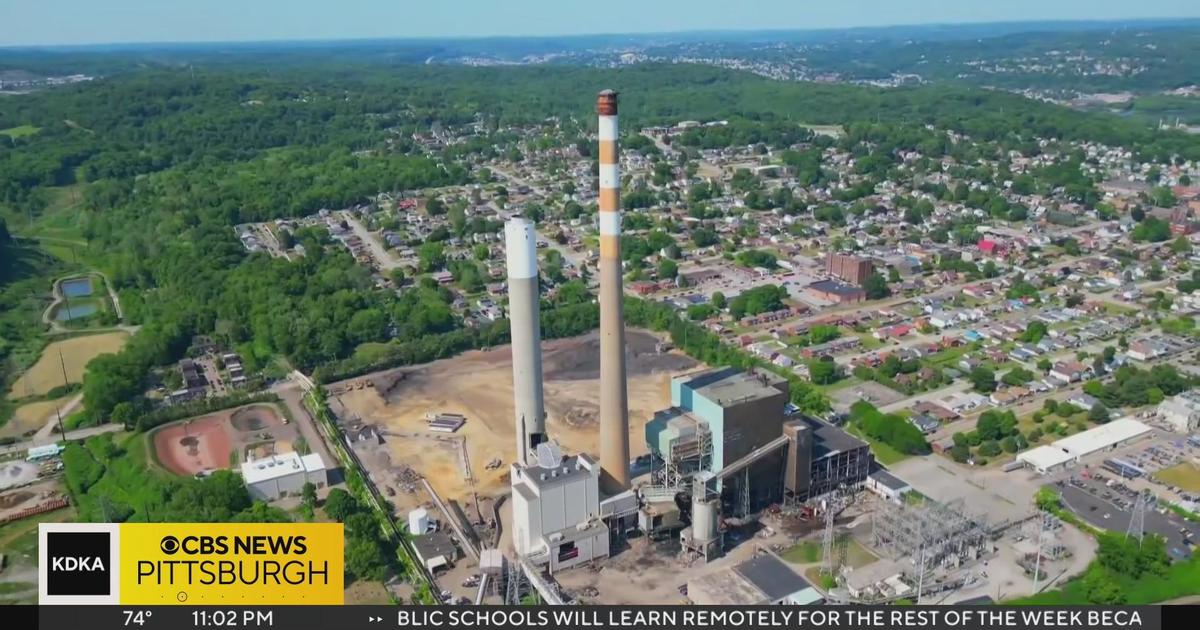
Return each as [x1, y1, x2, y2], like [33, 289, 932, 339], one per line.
[1, 0, 1198, 46]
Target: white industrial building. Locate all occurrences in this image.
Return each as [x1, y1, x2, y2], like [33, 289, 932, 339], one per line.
[865, 469, 912, 503]
[1016, 418, 1152, 474]
[1157, 391, 1200, 433]
[240, 451, 328, 500]
[510, 444, 609, 572]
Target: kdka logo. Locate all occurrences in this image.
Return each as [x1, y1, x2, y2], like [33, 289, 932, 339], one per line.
[47, 531, 111, 595]
[40, 523, 120, 604]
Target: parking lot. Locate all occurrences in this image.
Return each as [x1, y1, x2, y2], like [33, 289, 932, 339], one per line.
[1054, 475, 1199, 560]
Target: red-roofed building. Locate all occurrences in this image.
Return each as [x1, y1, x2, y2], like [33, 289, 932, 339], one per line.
[977, 238, 1005, 257]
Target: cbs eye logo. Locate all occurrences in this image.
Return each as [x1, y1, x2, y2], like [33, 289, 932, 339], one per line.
[160, 536, 180, 555]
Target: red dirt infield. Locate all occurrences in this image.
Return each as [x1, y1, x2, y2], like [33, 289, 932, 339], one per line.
[151, 414, 234, 476]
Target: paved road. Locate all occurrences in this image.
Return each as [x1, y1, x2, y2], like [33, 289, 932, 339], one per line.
[1057, 480, 1198, 560]
[31, 393, 84, 442]
[271, 376, 335, 468]
[0, 423, 125, 457]
[340, 211, 400, 271]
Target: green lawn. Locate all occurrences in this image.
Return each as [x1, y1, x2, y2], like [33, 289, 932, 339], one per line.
[0, 124, 40, 138]
[9, 185, 88, 243]
[926, 345, 971, 367]
[855, 332, 885, 350]
[782, 540, 822, 563]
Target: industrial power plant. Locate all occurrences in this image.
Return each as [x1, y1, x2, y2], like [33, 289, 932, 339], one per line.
[507, 90, 876, 573]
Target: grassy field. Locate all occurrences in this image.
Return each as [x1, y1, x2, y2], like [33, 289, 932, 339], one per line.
[782, 540, 822, 563]
[352, 342, 394, 363]
[845, 421, 910, 465]
[7, 331, 130, 399]
[854, 332, 885, 350]
[783, 537, 877, 568]
[1154, 462, 1200, 493]
[0, 124, 40, 138]
[5, 185, 90, 263]
[344, 580, 393, 605]
[2, 395, 74, 438]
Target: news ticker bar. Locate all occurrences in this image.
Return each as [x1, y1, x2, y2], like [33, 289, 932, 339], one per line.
[16, 605, 1189, 630]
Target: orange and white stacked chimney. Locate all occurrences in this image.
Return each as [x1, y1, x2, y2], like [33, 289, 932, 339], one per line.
[596, 89, 631, 493]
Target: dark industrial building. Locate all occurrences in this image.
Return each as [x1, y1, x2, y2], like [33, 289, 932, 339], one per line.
[645, 367, 873, 517]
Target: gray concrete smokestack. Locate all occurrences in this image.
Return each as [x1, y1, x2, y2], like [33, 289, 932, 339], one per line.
[505, 218, 546, 466]
[596, 89, 631, 493]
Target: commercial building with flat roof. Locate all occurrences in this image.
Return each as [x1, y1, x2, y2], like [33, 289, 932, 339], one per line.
[1016, 418, 1152, 474]
[807, 279, 867, 304]
[240, 451, 328, 501]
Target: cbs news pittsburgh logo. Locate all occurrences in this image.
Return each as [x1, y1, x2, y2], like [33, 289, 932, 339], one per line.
[40, 523, 343, 605]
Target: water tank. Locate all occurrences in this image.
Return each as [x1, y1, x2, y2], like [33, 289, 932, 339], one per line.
[408, 507, 430, 534]
[691, 497, 719, 543]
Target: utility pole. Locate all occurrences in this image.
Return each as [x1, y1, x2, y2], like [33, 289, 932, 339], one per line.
[57, 348, 71, 390]
[54, 404, 67, 442]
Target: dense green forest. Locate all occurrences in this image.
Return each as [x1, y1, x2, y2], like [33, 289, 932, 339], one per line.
[3, 60, 1199, 428]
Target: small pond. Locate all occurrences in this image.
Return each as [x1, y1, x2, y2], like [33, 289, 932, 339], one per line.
[61, 277, 94, 298]
[55, 303, 98, 321]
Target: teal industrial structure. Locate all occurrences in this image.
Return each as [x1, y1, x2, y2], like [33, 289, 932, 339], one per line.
[645, 367, 873, 520]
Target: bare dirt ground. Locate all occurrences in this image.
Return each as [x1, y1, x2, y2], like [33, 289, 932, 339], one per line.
[150, 404, 297, 476]
[0, 479, 62, 521]
[331, 330, 697, 504]
[0, 461, 40, 491]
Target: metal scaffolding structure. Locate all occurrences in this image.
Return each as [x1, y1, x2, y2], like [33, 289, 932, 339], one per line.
[504, 559, 527, 605]
[870, 498, 991, 570]
[650, 421, 712, 491]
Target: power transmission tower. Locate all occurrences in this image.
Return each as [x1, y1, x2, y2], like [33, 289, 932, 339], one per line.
[1126, 491, 1150, 544]
[504, 559, 526, 605]
[1032, 512, 1052, 594]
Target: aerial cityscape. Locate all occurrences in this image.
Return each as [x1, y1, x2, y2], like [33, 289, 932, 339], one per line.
[3, 1, 1200, 612]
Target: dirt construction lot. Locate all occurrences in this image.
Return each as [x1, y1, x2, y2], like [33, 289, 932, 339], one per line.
[331, 330, 697, 505]
[150, 404, 297, 476]
[7, 331, 130, 399]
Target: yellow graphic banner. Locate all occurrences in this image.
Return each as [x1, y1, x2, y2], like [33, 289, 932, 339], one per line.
[118, 523, 343, 605]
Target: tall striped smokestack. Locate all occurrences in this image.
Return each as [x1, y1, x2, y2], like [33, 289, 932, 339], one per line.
[597, 89, 631, 493]
[505, 218, 546, 466]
